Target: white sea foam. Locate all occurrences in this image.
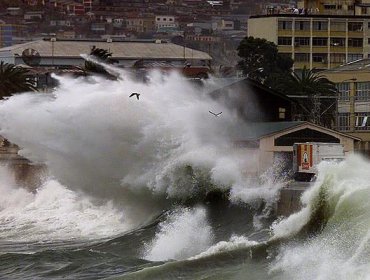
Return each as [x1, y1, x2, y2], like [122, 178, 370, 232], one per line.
[189, 235, 259, 260]
[0, 165, 129, 242]
[270, 155, 370, 280]
[143, 206, 213, 261]
[0, 69, 281, 205]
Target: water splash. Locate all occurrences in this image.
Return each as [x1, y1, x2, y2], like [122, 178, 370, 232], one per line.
[143, 206, 213, 261]
[0, 165, 128, 242]
[270, 155, 370, 280]
[0, 69, 277, 206]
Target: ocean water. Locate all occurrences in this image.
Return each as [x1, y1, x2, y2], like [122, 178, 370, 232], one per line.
[0, 68, 369, 279]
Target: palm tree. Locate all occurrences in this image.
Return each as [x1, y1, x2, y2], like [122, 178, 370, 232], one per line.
[275, 67, 337, 127]
[0, 62, 36, 99]
[84, 46, 118, 78]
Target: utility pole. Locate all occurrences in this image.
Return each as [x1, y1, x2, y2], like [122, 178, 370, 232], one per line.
[51, 37, 56, 67]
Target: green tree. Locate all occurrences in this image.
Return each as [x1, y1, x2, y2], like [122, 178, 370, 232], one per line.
[237, 36, 293, 83]
[275, 66, 337, 127]
[84, 46, 118, 77]
[0, 62, 36, 99]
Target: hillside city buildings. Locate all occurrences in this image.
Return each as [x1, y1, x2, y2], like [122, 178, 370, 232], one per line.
[0, 0, 270, 67]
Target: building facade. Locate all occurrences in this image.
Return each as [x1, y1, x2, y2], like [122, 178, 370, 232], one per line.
[321, 59, 370, 156]
[248, 14, 370, 71]
[155, 15, 177, 30]
[297, 0, 370, 16]
[126, 17, 155, 33]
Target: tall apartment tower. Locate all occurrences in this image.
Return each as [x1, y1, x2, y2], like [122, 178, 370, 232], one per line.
[248, 1, 370, 71]
[297, 0, 370, 16]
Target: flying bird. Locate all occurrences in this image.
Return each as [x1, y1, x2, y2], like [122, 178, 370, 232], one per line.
[129, 93, 140, 100]
[209, 111, 222, 117]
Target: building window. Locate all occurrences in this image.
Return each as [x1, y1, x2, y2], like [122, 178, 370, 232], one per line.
[348, 22, 363, 31]
[294, 37, 310, 46]
[362, 7, 367, 15]
[295, 21, 310, 31]
[348, 53, 363, 62]
[331, 21, 346, 31]
[348, 38, 363, 47]
[337, 113, 350, 131]
[312, 37, 328, 46]
[323, 4, 336, 10]
[355, 82, 370, 101]
[355, 113, 370, 130]
[330, 37, 345, 46]
[330, 53, 346, 63]
[169, 18, 173, 21]
[337, 82, 350, 101]
[278, 37, 292, 45]
[279, 107, 286, 119]
[312, 53, 328, 63]
[278, 20, 292, 30]
[157, 18, 160, 21]
[295, 53, 310, 62]
[313, 21, 328, 31]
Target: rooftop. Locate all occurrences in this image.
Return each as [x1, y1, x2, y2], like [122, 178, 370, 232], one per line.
[234, 121, 361, 141]
[0, 39, 212, 61]
[235, 121, 305, 140]
[250, 14, 370, 19]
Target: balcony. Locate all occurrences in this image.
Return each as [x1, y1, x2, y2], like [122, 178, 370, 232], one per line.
[354, 101, 370, 112]
[278, 45, 292, 52]
[278, 30, 293, 36]
[337, 101, 350, 113]
[294, 30, 310, 36]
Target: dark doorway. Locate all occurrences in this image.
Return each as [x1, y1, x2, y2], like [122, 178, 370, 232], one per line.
[274, 128, 340, 146]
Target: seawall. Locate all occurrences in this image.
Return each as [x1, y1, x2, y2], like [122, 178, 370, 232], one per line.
[276, 181, 311, 216]
[0, 138, 46, 190]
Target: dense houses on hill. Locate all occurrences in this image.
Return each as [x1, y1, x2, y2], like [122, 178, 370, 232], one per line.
[0, 0, 295, 67]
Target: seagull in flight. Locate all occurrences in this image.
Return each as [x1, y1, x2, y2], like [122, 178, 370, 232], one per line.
[129, 93, 140, 100]
[209, 111, 222, 117]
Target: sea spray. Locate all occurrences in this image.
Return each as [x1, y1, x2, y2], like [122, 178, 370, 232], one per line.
[0, 165, 128, 242]
[270, 155, 370, 280]
[143, 206, 213, 261]
[0, 69, 282, 212]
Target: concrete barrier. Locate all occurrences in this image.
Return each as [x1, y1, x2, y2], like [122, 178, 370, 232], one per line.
[276, 181, 312, 216]
[0, 138, 47, 191]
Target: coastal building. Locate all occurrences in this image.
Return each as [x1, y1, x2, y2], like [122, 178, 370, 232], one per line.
[235, 121, 359, 176]
[247, 1, 370, 71]
[212, 78, 359, 176]
[297, 0, 370, 16]
[248, 13, 370, 71]
[321, 59, 370, 157]
[0, 38, 212, 68]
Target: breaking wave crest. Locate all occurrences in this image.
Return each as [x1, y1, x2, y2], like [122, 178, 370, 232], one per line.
[0, 165, 129, 242]
[0, 70, 281, 207]
[270, 155, 370, 280]
[143, 206, 213, 261]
